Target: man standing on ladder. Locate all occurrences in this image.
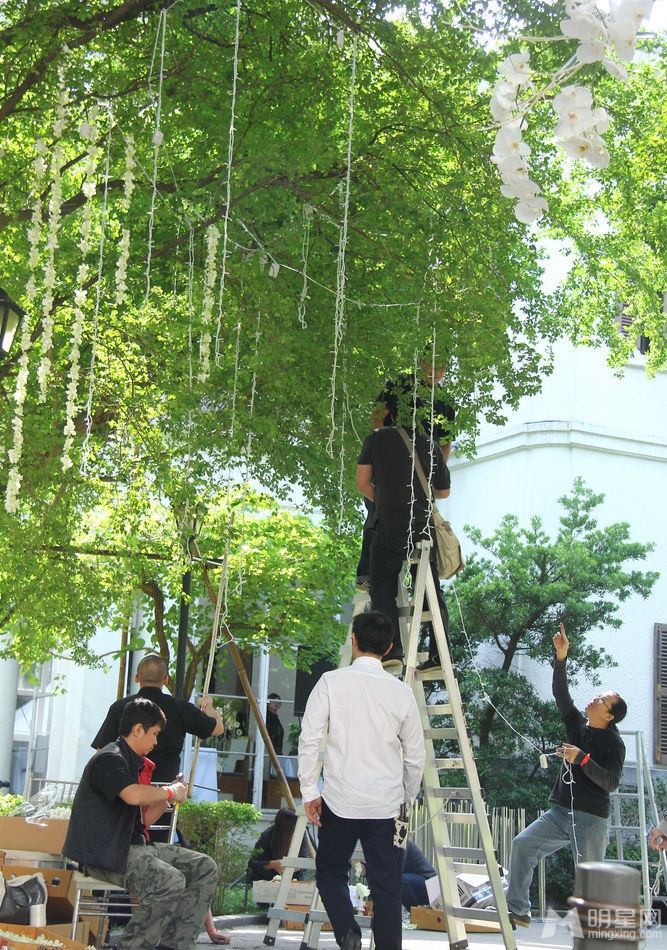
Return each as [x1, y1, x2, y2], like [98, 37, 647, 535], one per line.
[356, 409, 450, 672]
[298, 611, 424, 950]
[505, 624, 627, 928]
[355, 350, 455, 593]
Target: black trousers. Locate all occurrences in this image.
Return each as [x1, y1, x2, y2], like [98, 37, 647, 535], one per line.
[316, 800, 403, 950]
[370, 526, 449, 660]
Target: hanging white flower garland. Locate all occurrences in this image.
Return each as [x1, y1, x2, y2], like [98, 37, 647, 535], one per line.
[214, 0, 242, 365]
[297, 203, 315, 329]
[197, 224, 221, 385]
[490, 0, 654, 223]
[62, 107, 101, 472]
[326, 31, 357, 461]
[4, 141, 50, 512]
[114, 134, 136, 306]
[37, 60, 69, 400]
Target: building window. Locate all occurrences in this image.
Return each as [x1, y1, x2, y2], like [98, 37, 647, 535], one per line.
[615, 305, 650, 355]
[654, 623, 667, 765]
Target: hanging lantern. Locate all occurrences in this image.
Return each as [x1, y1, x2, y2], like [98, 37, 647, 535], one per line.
[0, 287, 26, 354]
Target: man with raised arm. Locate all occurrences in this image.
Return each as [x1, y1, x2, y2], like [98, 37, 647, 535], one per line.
[505, 623, 627, 928]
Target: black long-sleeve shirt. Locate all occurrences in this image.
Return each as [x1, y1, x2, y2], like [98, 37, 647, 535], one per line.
[549, 658, 625, 818]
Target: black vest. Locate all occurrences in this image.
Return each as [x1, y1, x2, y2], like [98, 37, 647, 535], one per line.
[64, 738, 141, 872]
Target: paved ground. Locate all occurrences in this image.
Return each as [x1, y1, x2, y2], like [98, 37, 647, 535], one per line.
[200, 914, 667, 950]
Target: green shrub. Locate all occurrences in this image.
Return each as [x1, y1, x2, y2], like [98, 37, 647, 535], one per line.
[177, 799, 261, 915]
[0, 794, 26, 815]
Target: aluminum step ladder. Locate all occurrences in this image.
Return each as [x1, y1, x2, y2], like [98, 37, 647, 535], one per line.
[399, 540, 517, 950]
[607, 730, 667, 921]
[263, 809, 372, 950]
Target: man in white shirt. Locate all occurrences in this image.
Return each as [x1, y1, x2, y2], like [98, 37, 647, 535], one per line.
[298, 611, 425, 950]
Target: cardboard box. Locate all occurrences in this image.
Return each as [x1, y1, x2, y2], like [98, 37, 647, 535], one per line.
[0, 922, 89, 950]
[1, 867, 75, 923]
[252, 880, 316, 905]
[410, 906, 501, 933]
[46, 923, 90, 945]
[0, 818, 68, 855]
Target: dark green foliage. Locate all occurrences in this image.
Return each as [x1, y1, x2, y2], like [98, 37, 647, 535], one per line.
[177, 799, 261, 915]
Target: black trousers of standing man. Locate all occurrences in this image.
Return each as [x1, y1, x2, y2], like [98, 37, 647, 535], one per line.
[315, 800, 403, 950]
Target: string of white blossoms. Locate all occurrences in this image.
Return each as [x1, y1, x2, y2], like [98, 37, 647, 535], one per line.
[197, 224, 221, 385]
[38, 60, 69, 399]
[62, 108, 101, 472]
[4, 142, 50, 511]
[115, 134, 136, 306]
[491, 0, 654, 224]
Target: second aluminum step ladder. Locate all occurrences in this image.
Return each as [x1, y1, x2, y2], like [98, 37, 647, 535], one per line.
[401, 539, 516, 950]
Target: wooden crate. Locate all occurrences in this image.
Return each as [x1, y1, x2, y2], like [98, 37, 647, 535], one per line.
[410, 906, 500, 933]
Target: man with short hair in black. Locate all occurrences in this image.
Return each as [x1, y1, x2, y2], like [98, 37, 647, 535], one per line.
[92, 654, 224, 781]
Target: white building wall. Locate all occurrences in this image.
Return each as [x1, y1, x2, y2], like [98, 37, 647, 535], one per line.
[445, 340, 667, 767]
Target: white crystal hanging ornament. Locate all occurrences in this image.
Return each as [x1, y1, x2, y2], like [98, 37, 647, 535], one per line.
[152, 129, 164, 146]
[336, 28, 344, 49]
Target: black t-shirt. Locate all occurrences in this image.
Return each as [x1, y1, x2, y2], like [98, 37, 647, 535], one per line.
[377, 374, 455, 444]
[357, 427, 450, 534]
[266, 710, 284, 755]
[92, 685, 217, 782]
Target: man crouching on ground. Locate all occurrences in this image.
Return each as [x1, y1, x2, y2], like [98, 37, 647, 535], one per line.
[64, 698, 218, 950]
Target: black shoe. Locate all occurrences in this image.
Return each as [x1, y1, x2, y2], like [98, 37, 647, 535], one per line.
[355, 577, 370, 593]
[416, 657, 441, 672]
[340, 929, 361, 950]
[382, 654, 404, 671]
[508, 911, 531, 928]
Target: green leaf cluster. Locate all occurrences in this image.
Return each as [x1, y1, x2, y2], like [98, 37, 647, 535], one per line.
[177, 798, 261, 914]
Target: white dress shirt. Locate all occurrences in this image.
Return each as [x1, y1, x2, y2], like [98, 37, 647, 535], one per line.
[298, 655, 425, 819]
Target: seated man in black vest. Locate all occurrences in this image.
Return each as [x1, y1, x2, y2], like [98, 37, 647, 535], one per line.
[64, 698, 218, 950]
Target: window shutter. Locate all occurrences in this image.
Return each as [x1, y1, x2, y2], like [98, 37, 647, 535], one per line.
[654, 624, 667, 765]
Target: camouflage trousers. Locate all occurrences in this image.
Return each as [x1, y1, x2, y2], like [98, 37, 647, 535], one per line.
[86, 841, 218, 950]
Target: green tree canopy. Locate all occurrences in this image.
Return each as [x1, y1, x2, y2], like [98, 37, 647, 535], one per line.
[1, 1, 665, 672]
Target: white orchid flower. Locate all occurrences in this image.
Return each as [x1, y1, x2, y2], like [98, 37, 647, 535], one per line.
[607, 16, 638, 60]
[514, 196, 549, 223]
[576, 40, 608, 62]
[498, 52, 531, 85]
[560, 12, 606, 41]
